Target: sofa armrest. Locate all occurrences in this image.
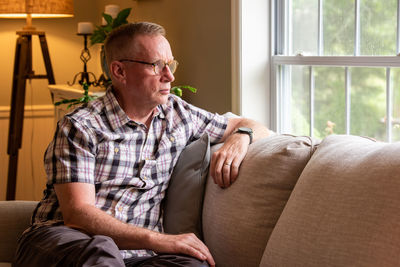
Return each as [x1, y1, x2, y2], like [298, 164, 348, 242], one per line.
[0, 201, 38, 263]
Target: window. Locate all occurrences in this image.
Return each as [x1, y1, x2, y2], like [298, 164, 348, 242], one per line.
[272, 0, 400, 142]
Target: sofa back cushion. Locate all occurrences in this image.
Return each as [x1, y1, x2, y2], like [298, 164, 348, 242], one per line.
[261, 135, 400, 267]
[202, 134, 319, 267]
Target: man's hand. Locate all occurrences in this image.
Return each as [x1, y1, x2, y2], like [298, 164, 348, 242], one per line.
[210, 133, 249, 188]
[149, 232, 215, 267]
[210, 117, 270, 188]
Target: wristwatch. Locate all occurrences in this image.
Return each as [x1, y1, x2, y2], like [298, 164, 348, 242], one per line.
[234, 127, 253, 144]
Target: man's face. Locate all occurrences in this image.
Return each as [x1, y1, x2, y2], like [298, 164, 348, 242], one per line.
[120, 34, 175, 109]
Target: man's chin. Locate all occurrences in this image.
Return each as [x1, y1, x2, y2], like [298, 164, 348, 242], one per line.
[158, 93, 169, 105]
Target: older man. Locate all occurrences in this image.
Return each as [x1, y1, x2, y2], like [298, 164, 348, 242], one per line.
[14, 22, 269, 267]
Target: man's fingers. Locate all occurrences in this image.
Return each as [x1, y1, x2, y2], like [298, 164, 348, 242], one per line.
[181, 245, 207, 261]
[211, 148, 241, 188]
[178, 234, 215, 266]
[230, 160, 240, 184]
[222, 163, 231, 188]
[209, 154, 217, 182]
[210, 136, 248, 189]
[189, 238, 215, 266]
[211, 153, 226, 187]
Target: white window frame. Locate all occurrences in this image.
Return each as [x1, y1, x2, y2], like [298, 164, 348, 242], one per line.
[231, 0, 271, 127]
[271, 0, 400, 141]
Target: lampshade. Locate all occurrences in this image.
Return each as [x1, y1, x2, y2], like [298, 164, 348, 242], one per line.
[0, 0, 74, 18]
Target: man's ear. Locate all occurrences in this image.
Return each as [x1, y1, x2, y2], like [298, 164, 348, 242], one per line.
[109, 61, 126, 83]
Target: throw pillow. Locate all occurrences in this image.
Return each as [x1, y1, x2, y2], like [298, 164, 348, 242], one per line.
[163, 133, 210, 239]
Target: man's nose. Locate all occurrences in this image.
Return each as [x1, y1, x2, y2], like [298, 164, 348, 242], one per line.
[162, 66, 175, 82]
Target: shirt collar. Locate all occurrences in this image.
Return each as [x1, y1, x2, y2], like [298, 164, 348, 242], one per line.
[103, 87, 165, 131]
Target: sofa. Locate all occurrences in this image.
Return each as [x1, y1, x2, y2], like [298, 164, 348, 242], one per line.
[1, 134, 400, 266]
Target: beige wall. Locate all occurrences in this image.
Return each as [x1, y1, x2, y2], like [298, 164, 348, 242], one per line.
[0, 106, 54, 200]
[0, 1, 232, 200]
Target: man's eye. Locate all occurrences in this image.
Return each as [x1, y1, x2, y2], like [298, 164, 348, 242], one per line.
[156, 61, 165, 69]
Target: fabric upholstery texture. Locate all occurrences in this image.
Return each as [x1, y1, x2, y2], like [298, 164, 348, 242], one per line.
[163, 133, 210, 239]
[261, 135, 400, 267]
[202, 134, 319, 267]
[0, 201, 37, 263]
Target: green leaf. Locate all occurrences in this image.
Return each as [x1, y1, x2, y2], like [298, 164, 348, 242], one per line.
[176, 85, 197, 93]
[170, 86, 197, 97]
[113, 8, 131, 28]
[118, 8, 131, 21]
[54, 82, 98, 109]
[89, 8, 132, 46]
[103, 25, 113, 34]
[102, 13, 113, 25]
[90, 27, 107, 45]
[171, 87, 182, 97]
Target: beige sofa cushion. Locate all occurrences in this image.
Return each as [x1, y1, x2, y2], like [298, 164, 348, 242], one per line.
[202, 134, 318, 267]
[261, 135, 400, 267]
[0, 201, 38, 263]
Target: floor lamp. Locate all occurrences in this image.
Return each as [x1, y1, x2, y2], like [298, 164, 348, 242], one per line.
[0, 0, 74, 200]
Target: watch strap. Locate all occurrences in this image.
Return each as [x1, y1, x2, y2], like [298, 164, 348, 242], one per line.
[234, 127, 253, 144]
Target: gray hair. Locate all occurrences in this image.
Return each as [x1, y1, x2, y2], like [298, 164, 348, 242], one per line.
[104, 22, 166, 66]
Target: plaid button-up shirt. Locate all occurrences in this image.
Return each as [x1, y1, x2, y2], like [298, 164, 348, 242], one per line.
[30, 88, 228, 258]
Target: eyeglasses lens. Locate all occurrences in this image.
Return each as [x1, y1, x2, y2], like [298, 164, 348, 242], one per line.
[155, 60, 178, 74]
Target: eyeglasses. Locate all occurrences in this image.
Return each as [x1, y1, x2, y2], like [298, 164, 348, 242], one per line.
[118, 59, 179, 75]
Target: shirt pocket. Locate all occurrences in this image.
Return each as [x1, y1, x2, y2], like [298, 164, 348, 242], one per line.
[156, 130, 188, 175]
[95, 143, 138, 182]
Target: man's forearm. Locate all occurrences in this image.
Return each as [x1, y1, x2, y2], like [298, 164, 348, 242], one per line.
[54, 182, 157, 250]
[63, 202, 156, 250]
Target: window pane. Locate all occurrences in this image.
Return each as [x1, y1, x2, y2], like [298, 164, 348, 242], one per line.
[314, 67, 346, 139]
[292, 0, 318, 55]
[290, 66, 311, 135]
[323, 0, 355, 55]
[360, 0, 397, 55]
[392, 68, 400, 142]
[350, 67, 386, 140]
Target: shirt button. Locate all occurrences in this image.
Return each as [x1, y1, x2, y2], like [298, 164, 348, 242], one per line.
[118, 206, 123, 212]
[114, 147, 119, 153]
[169, 136, 175, 142]
[143, 176, 148, 180]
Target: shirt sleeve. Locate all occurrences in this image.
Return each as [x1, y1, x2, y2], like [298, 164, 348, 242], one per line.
[170, 95, 228, 144]
[44, 116, 96, 185]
